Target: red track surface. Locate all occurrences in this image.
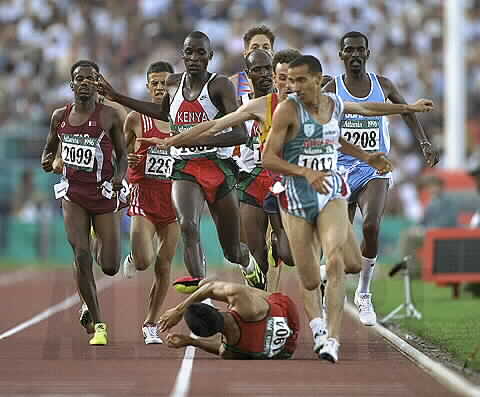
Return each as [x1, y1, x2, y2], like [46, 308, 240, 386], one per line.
[0, 268, 458, 396]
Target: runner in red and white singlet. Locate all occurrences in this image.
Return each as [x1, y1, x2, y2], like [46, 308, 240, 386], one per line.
[122, 61, 180, 345]
[95, 31, 261, 292]
[41, 60, 128, 346]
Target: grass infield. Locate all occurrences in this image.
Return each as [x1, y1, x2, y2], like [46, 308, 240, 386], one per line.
[371, 278, 480, 372]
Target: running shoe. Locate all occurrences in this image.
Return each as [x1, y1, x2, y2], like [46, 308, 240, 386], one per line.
[173, 276, 203, 294]
[354, 291, 377, 326]
[89, 323, 108, 345]
[240, 257, 266, 291]
[142, 322, 163, 344]
[319, 337, 340, 363]
[79, 303, 94, 334]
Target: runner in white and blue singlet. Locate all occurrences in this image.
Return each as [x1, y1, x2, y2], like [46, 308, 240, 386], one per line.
[323, 31, 439, 327]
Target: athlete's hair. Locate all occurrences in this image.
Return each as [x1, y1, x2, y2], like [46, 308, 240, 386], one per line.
[272, 49, 302, 72]
[339, 31, 369, 49]
[184, 303, 225, 337]
[70, 60, 99, 79]
[146, 61, 174, 79]
[243, 25, 275, 49]
[185, 31, 211, 47]
[244, 49, 272, 70]
[289, 55, 322, 74]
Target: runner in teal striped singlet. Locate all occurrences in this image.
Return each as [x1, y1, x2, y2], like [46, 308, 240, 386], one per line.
[263, 55, 433, 363]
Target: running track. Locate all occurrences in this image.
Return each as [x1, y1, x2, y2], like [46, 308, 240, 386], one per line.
[0, 267, 459, 396]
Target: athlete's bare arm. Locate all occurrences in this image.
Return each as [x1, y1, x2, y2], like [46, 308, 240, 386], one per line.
[338, 137, 392, 174]
[41, 107, 64, 173]
[104, 107, 128, 190]
[343, 98, 433, 116]
[92, 73, 176, 122]
[198, 76, 248, 147]
[158, 281, 266, 332]
[378, 75, 439, 167]
[124, 111, 141, 152]
[322, 79, 336, 93]
[139, 96, 267, 148]
[263, 100, 332, 194]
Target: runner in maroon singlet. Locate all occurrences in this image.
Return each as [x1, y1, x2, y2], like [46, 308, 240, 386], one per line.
[158, 280, 299, 359]
[122, 61, 180, 344]
[41, 60, 127, 346]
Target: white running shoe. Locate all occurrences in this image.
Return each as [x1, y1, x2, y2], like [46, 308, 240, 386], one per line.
[122, 253, 136, 279]
[142, 323, 163, 344]
[313, 320, 328, 354]
[354, 291, 377, 326]
[319, 337, 340, 363]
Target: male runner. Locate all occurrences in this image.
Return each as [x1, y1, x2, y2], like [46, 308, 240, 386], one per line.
[158, 280, 299, 359]
[41, 60, 128, 345]
[262, 55, 433, 362]
[230, 25, 275, 99]
[122, 61, 180, 344]
[92, 31, 264, 290]
[323, 31, 439, 325]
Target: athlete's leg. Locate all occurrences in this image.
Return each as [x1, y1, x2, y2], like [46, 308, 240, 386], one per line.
[172, 180, 206, 278]
[280, 209, 320, 291]
[239, 202, 269, 273]
[357, 179, 389, 259]
[315, 199, 350, 341]
[62, 200, 102, 324]
[355, 179, 389, 293]
[145, 222, 179, 323]
[343, 223, 362, 274]
[130, 215, 157, 270]
[208, 190, 249, 267]
[92, 211, 122, 276]
[268, 213, 294, 266]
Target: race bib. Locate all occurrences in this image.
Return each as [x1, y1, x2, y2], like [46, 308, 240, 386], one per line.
[178, 145, 216, 157]
[341, 119, 380, 151]
[61, 135, 97, 171]
[264, 316, 292, 358]
[298, 153, 336, 171]
[173, 124, 217, 158]
[145, 146, 173, 179]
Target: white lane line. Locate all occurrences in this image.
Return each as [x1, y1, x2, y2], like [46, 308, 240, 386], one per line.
[169, 298, 214, 397]
[169, 343, 196, 397]
[345, 302, 480, 397]
[0, 268, 36, 287]
[0, 277, 114, 340]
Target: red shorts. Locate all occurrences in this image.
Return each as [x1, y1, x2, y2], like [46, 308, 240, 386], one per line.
[65, 181, 127, 215]
[171, 157, 237, 204]
[128, 182, 177, 226]
[237, 168, 275, 208]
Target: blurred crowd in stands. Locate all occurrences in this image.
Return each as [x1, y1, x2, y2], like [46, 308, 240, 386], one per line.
[1, 0, 480, 222]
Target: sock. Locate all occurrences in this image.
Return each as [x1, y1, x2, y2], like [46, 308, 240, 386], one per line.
[319, 264, 327, 282]
[244, 252, 257, 273]
[310, 317, 326, 337]
[357, 256, 376, 294]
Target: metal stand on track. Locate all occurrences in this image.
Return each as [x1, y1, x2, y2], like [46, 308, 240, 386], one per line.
[381, 256, 422, 323]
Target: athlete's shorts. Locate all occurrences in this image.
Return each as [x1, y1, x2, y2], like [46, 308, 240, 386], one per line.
[128, 182, 176, 226]
[237, 168, 275, 208]
[65, 181, 128, 215]
[344, 163, 392, 203]
[171, 157, 237, 204]
[279, 172, 350, 224]
[263, 192, 280, 215]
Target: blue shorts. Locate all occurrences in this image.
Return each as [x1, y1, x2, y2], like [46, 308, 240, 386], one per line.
[263, 192, 280, 215]
[344, 163, 392, 203]
[279, 172, 350, 224]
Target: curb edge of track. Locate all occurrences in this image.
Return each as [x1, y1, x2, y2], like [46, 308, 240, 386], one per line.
[344, 302, 480, 397]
